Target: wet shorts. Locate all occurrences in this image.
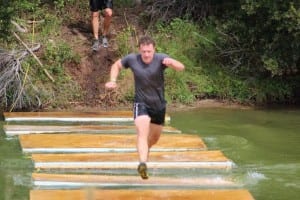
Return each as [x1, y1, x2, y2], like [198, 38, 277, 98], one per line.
[90, 0, 113, 12]
[133, 103, 166, 125]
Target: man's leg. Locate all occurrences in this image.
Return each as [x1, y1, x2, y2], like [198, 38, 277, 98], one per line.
[135, 115, 151, 179]
[102, 8, 112, 36]
[102, 8, 112, 47]
[135, 120, 163, 163]
[148, 123, 163, 148]
[148, 107, 165, 148]
[135, 115, 151, 163]
[91, 11, 100, 51]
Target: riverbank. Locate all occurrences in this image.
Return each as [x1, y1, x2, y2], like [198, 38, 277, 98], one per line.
[43, 99, 251, 113]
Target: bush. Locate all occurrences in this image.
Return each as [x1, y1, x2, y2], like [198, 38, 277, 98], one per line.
[216, 0, 300, 77]
[0, 0, 82, 110]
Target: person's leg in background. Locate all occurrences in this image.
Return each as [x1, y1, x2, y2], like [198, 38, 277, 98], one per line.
[90, 0, 100, 51]
[101, 1, 113, 47]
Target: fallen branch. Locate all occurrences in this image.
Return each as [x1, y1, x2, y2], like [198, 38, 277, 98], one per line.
[11, 20, 28, 33]
[0, 49, 40, 110]
[27, 19, 45, 24]
[13, 32, 55, 82]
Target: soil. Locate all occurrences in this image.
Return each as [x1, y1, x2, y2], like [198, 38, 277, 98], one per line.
[59, 6, 144, 111]
[58, 5, 248, 112]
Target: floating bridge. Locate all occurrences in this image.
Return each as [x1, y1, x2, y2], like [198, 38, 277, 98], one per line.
[2, 111, 255, 200]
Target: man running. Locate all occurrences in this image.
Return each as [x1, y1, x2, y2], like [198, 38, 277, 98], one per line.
[105, 35, 185, 179]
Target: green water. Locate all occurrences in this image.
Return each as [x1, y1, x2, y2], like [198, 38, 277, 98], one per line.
[0, 108, 299, 199]
[0, 124, 32, 200]
[171, 107, 300, 200]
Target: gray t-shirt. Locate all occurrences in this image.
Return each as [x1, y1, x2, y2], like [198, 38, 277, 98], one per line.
[121, 53, 169, 110]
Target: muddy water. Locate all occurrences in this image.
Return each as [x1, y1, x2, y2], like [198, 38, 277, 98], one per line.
[0, 125, 32, 200]
[0, 107, 299, 199]
[171, 107, 300, 200]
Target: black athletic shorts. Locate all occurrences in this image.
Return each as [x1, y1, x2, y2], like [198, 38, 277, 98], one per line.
[133, 103, 166, 125]
[90, 0, 113, 12]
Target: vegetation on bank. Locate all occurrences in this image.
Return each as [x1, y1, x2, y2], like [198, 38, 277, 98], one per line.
[0, 0, 299, 111]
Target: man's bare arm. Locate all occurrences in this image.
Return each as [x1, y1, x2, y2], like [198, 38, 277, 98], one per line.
[162, 57, 185, 71]
[105, 59, 123, 89]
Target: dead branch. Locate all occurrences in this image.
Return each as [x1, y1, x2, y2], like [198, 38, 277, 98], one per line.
[13, 32, 55, 82]
[11, 20, 28, 33]
[0, 47, 41, 110]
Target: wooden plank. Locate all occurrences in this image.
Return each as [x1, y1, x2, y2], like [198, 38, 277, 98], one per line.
[3, 111, 170, 123]
[31, 151, 233, 169]
[32, 173, 238, 188]
[3, 125, 180, 136]
[19, 133, 206, 153]
[30, 189, 255, 200]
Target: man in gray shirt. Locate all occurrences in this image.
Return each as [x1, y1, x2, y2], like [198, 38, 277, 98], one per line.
[105, 36, 185, 179]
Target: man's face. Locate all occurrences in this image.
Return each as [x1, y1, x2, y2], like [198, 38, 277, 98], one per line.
[139, 44, 155, 64]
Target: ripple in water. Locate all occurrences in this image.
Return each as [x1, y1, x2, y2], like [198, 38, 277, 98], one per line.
[231, 170, 267, 187]
[204, 135, 250, 150]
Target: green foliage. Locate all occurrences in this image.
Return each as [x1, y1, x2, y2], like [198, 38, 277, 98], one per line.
[204, 0, 300, 104]
[164, 70, 194, 104]
[15, 0, 41, 13]
[116, 25, 138, 56]
[153, 16, 299, 104]
[1, 0, 299, 108]
[202, 66, 252, 102]
[252, 78, 293, 104]
[0, 0, 83, 110]
[53, 0, 69, 10]
[121, 72, 135, 102]
[38, 41, 79, 84]
[1, 0, 57, 42]
[39, 14, 62, 39]
[20, 42, 81, 109]
[114, 0, 137, 7]
[0, 1, 14, 41]
[155, 19, 202, 103]
[52, 0, 78, 14]
[216, 0, 300, 77]
[24, 40, 82, 109]
[155, 19, 225, 104]
[43, 41, 79, 65]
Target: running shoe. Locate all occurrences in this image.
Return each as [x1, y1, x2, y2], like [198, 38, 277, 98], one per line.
[102, 36, 108, 48]
[92, 39, 100, 51]
[137, 162, 149, 179]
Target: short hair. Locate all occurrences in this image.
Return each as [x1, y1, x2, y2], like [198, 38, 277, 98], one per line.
[138, 35, 156, 47]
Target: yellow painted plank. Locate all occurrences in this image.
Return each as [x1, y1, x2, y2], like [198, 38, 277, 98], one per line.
[32, 151, 228, 162]
[30, 189, 255, 200]
[19, 133, 206, 153]
[3, 125, 180, 136]
[32, 173, 237, 188]
[4, 111, 133, 117]
[31, 151, 233, 169]
[3, 111, 170, 122]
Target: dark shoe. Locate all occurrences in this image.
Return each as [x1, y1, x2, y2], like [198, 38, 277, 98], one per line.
[92, 39, 100, 51]
[102, 36, 108, 48]
[137, 162, 149, 179]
